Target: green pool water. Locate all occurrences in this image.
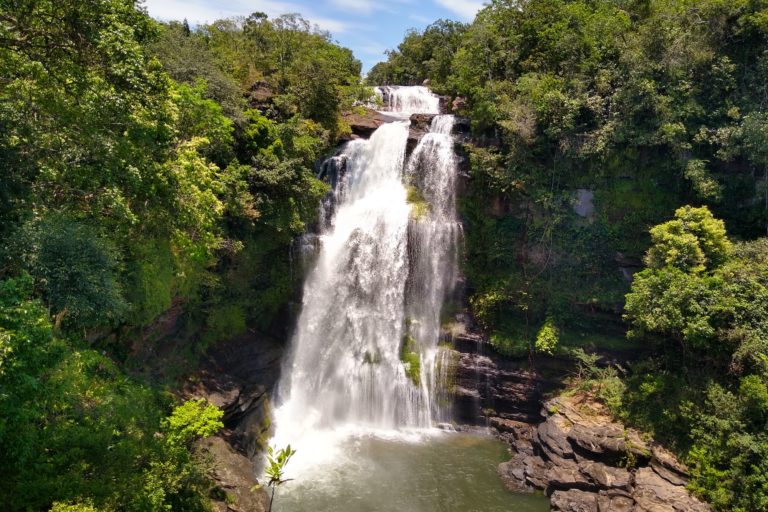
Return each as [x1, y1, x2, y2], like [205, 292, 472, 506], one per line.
[274, 431, 550, 512]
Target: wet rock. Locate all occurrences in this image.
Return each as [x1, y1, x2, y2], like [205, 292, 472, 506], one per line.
[410, 113, 435, 132]
[498, 453, 535, 493]
[453, 116, 471, 135]
[406, 113, 438, 154]
[551, 489, 599, 512]
[185, 333, 283, 458]
[450, 332, 556, 425]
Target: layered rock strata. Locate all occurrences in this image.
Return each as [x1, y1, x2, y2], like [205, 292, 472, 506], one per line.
[495, 395, 710, 512]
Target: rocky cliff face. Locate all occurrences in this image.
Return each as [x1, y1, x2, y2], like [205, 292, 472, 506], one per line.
[451, 332, 557, 425]
[495, 395, 710, 512]
[447, 326, 708, 511]
[182, 332, 284, 512]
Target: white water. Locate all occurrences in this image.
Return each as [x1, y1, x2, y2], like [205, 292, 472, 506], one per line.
[273, 87, 459, 475]
[375, 86, 440, 117]
[405, 114, 461, 424]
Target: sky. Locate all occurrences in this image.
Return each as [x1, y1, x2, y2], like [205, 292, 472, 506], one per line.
[142, 0, 486, 72]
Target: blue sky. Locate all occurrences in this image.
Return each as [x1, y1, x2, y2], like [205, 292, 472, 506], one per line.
[142, 0, 486, 72]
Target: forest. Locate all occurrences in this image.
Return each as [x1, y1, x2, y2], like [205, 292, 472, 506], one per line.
[1, 0, 768, 511]
[0, 2, 364, 509]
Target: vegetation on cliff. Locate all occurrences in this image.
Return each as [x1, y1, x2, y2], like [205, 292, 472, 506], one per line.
[0, 1, 365, 509]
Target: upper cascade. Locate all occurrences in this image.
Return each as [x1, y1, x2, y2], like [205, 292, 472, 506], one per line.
[374, 86, 440, 116]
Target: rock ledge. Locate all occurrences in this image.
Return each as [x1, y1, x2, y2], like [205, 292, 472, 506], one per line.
[495, 395, 710, 512]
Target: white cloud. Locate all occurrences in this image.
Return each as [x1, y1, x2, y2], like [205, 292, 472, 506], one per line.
[143, 0, 351, 33]
[433, 0, 484, 21]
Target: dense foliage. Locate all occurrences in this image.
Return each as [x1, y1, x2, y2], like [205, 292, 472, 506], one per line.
[366, 19, 468, 87]
[0, 274, 224, 510]
[374, 1, 768, 509]
[374, 0, 768, 348]
[0, 1, 364, 509]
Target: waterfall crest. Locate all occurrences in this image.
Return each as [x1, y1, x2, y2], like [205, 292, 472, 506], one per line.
[273, 87, 459, 471]
[374, 86, 440, 116]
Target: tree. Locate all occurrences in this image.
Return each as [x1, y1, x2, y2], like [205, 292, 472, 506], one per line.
[625, 206, 730, 348]
[18, 217, 128, 330]
[164, 398, 224, 446]
[645, 206, 732, 274]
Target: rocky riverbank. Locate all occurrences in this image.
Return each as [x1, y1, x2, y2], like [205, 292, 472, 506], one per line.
[448, 331, 710, 511]
[494, 395, 710, 512]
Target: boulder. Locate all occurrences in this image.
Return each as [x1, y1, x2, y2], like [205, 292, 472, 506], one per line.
[537, 417, 575, 460]
[551, 489, 600, 512]
[524, 453, 551, 489]
[341, 107, 393, 138]
[579, 461, 632, 490]
[597, 490, 635, 512]
[498, 453, 535, 493]
[546, 456, 595, 491]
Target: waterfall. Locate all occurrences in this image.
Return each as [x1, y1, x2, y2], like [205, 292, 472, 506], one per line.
[374, 86, 440, 116]
[404, 114, 461, 424]
[273, 87, 459, 471]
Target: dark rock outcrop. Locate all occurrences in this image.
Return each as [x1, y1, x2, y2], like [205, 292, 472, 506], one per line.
[494, 395, 710, 512]
[406, 113, 437, 154]
[342, 107, 399, 139]
[451, 332, 556, 425]
[182, 332, 284, 511]
[185, 332, 283, 457]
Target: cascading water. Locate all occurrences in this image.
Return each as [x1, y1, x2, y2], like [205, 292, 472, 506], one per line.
[404, 114, 461, 424]
[374, 86, 440, 116]
[272, 87, 460, 473]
